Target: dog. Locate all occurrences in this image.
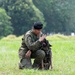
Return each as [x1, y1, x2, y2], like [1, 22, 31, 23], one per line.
[40, 39, 53, 70]
[41, 48, 53, 70]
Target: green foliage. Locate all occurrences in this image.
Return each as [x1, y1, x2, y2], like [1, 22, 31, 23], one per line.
[0, 0, 75, 35]
[33, 0, 75, 34]
[0, 0, 45, 35]
[0, 8, 13, 38]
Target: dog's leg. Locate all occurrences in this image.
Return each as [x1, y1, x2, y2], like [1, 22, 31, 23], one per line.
[50, 50, 53, 69]
[41, 60, 44, 70]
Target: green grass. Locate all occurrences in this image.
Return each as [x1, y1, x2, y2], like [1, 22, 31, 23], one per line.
[0, 35, 75, 75]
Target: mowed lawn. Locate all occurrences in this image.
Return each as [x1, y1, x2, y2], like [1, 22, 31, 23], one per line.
[0, 35, 75, 75]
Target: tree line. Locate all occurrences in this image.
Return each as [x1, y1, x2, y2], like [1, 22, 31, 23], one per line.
[0, 0, 75, 37]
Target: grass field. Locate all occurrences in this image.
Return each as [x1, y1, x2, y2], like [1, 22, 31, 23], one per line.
[0, 34, 75, 75]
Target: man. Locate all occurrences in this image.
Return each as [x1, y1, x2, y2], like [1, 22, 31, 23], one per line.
[18, 22, 46, 69]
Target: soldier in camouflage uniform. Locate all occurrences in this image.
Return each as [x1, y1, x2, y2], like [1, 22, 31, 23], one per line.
[18, 22, 46, 69]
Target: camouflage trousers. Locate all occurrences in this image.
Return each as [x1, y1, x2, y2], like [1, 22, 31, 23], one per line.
[18, 49, 45, 69]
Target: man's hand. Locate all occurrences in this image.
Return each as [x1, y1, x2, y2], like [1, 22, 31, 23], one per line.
[39, 35, 46, 42]
[25, 50, 31, 58]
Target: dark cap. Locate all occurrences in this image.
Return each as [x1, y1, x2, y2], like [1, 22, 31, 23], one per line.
[33, 22, 43, 29]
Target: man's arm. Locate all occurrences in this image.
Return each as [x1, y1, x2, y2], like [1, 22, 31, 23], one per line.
[25, 35, 42, 51]
[25, 34, 46, 51]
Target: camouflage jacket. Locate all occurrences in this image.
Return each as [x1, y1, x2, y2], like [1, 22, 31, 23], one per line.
[20, 30, 42, 53]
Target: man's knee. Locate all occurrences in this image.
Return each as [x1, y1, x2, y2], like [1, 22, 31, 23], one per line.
[36, 50, 45, 59]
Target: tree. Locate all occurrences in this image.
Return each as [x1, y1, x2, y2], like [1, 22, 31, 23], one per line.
[0, 8, 13, 37]
[1, 0, 75, 35]
[0, 0, 46, 35]
[33, 0, 75, 34]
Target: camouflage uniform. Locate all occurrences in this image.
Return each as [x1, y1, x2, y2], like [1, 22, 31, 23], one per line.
[18, 30, 45, 69]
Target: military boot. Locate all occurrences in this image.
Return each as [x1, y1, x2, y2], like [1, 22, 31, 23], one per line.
[19, 58, 32, 69]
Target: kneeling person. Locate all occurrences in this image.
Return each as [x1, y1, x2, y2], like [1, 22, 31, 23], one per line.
[18, 22, 46, 69]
